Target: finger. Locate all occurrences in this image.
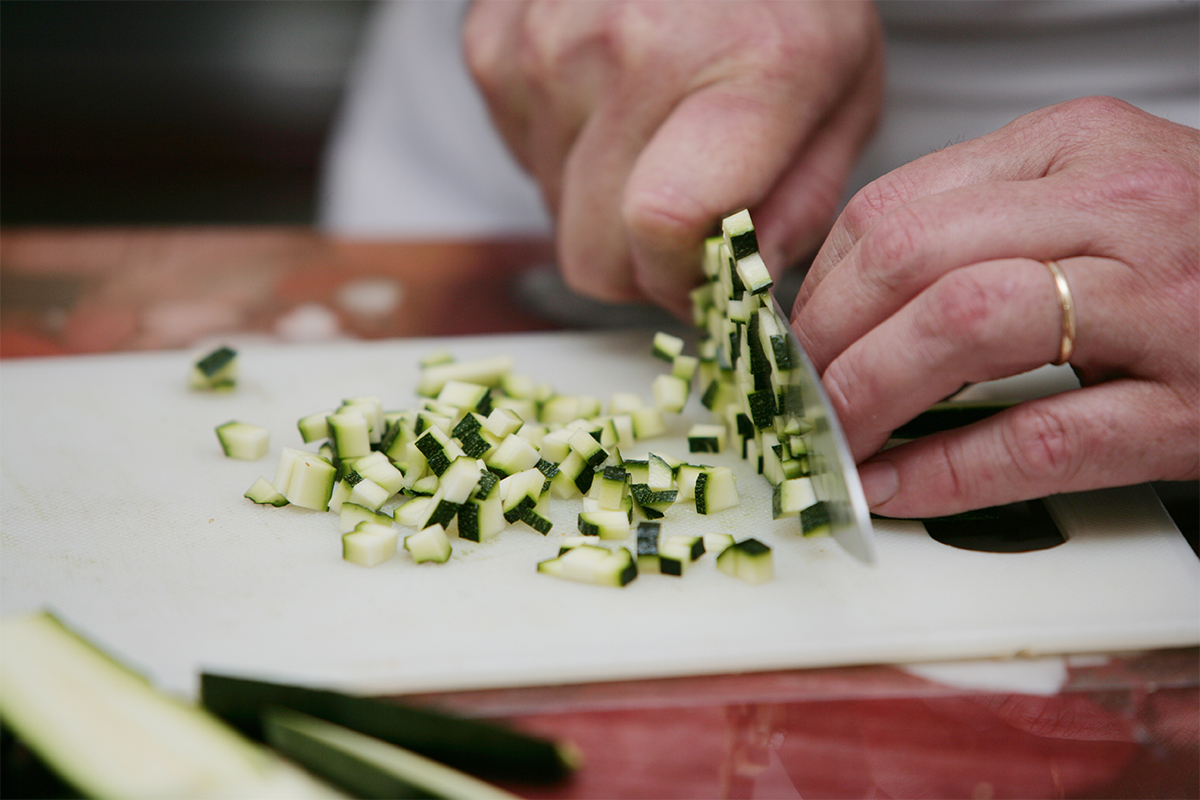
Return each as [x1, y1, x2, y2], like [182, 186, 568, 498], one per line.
[463, 1, 598, 215]
[794, 103, 1072, 311]
[615, 83, 837, 317]
[462, 1, 533, 160]
[823, 258, 1073, 462]
[752, 38, 884, 274]
[793, 173, 1121, 373]
[554, 83, 684, 306]
[857, 378, 1200, 518]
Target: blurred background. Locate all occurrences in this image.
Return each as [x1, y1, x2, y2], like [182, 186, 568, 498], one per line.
[2, 0, 374, 225]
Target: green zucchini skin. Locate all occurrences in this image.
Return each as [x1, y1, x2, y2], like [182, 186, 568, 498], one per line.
[262, 710, 521, 800]
[200, 674, 576, 785]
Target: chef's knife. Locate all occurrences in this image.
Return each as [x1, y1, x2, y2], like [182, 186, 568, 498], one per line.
[766, 290, 876, 564]
[718, 209, 875, 564]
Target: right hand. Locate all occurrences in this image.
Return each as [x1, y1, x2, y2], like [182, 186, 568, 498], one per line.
[463, 0, 884, 317]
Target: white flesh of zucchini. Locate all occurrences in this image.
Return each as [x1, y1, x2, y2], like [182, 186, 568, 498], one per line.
[244, 477, 288, 507]
[0, 612, 336, 800]
[716, 538, 774, 584]
[215, 421, 269, 461]
[262, 708, 520, 800]
[405, 524, 452, 564]
[342, 522, 399, 567]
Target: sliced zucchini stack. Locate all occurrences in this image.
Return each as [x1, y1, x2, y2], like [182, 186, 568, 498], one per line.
[690, 209, 826, 529]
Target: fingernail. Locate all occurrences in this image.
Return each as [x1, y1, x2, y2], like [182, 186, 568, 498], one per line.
[858, 460, 899, 509]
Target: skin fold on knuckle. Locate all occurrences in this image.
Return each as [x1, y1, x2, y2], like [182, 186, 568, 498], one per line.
[914, 268, 1022, 379]
[856, 201, 933, 301]
[999, 403, 1082, 491]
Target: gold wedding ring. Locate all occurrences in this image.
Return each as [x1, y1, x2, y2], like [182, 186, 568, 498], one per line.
[1044, 259, 1076, 365]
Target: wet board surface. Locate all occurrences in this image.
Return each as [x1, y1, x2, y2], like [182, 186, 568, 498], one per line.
[2, 330, 1197, 699]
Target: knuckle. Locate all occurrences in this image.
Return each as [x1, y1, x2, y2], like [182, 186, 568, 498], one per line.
[918, 270, 1000, 350]
[620, 191, 697, 251]
[1090, 159, 1199, 218]
[1002, 404, 1079, 487]
[858, 203, 929, 293]
[842, 173, 910, 235]
[1039, 95, 1135, 142]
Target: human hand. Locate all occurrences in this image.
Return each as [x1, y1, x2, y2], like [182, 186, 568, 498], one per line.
[463, 0, 883, 318]
[791, 96, 1199, 517]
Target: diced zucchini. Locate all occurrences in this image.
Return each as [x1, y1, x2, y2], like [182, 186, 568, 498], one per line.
[567, 428, 608, 469]
[244, 477, 288, 507]
[415, 426, 465, 477]
[630, 483, 677, 518]
[694, 467, 738, 515]
[274, 447, 336, 511]
[590, 466, 629, 510]
[549, 450, 594, 498]
[721, 208, 758, 260]
[773, 476, 817, 520]
[215, 421, 269, 461]
[457, 494, 505, 542]
[339, 501, 393, 534]
[439, 456, 483, 504]
[347, 475, 391, 511]
[607, 392, 645, 414]
[485, 433, 542, 477]
[800, 500, 833, 537]
[354, 452, 405, 497]
[417, 355, 514, 398]
[483, 407, 524, 438]
[671, 354, 699, 382]
[703, 532, 735, 556]
[651, 374, 689, 413]
[659, 534, 705, 577]
[420, 490, 462, 531]
[189, 345, 238, 391]
[499, 468, 545, 523]
[405, 525, 452, 564]
[340, 396, 384, 443]
[437, 380, 492, 413]
[296, 411, 332, 444]
[651, 332, 685, 362]
[635, 521, 662, 573]
[663, 534, 706, 561]
[687, 423, 726, 454]
[715, 538, 774, 584]
[630, 406, 667, 440]
[342, 521, 399, 567]
[646, 453, 675, 490]
[394, 496, 434, 528]
[539, 545, 636, 588]
[327, 410, 372, 460]
[577, 510, 631, 540]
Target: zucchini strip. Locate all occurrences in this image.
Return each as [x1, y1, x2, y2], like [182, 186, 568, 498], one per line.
[263, 709, 520, 800]
[200, 673, 578, 784]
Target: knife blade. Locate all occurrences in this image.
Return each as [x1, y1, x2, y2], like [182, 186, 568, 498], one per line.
[765, 290, 876, 564]
[712, 210, 876, 564]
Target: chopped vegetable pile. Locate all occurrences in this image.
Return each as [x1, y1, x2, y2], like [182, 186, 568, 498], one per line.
[219, 211, 842, 586]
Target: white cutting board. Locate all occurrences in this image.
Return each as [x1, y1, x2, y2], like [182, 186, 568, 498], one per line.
[3, 330, 1197, 699]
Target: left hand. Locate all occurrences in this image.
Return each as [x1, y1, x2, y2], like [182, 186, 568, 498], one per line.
[791, 96, 1199, 518]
